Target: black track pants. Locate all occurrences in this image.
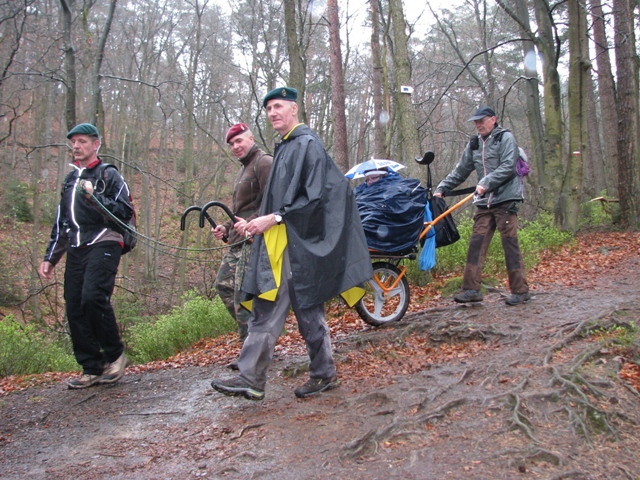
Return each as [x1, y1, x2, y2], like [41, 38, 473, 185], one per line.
[64, 241, 124, 375]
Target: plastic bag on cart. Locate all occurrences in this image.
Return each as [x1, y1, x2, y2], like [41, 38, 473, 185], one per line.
[419, 203, 436, 270]
[355, 173, 427, 254]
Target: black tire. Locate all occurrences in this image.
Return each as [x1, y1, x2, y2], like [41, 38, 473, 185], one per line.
[355, 262, 410, 326]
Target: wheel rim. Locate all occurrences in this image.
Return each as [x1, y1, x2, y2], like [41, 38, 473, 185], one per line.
[358, 264, 409, 324]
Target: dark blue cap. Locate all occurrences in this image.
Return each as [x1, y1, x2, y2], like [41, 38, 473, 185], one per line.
[468, 106, 496, 121]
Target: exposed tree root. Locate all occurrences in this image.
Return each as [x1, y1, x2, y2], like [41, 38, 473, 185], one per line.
[414, 369, 473, 409]
[429, 318, 511, 343]
[339, 303, 640, 465]
[339, 397, 468, 461]
[617, 465, 636, 480]
[508, 393, 539, 443]
[538, 310, 640, 444]
[544, 308, 619, 366]
[621, 380, 640, 399]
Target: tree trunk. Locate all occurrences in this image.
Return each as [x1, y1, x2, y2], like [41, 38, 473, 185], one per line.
[90, 0, 117, 128]
[283, 0, 306, 123]
[30, 83, 52, 321]
[59, 0, 76, 130]
[559, 0, 589, 231]
[589, 0, 619, 197]
[613, 0, 640, 227]
[327, 0, 348, 172]
[532, 0, 564, 219]
[179, 0, 205, 296]
[388, 0, 420, 163]
[513, 0, 544, 199]
[370, 0, 386, 158]
[584, 73, 606, 197]
[471, 0, 497, 104]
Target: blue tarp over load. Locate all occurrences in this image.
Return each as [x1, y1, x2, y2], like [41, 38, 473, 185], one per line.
[354, 173, 427, 253]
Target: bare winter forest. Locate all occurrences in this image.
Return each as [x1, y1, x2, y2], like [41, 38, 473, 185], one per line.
[0, 0, 639, 347]
[1, 2, 640, 478]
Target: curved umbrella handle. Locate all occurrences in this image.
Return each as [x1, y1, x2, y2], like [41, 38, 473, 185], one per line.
[199, 201, 236, 243]
[180, 206, 206, 231]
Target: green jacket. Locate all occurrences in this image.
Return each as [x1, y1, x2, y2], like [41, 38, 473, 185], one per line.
[435, 125, 523, 207]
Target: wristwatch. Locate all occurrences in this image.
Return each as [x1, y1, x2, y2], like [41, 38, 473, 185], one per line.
[274, 213, 283, 225]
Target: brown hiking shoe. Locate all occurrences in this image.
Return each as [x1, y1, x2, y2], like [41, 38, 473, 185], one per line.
[101, 353, 129, 384]
[67, 374, 101, 390]
[294, 376, 340, 398]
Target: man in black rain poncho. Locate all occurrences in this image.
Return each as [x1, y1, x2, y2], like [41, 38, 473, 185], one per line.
[211, 87, 373, 401]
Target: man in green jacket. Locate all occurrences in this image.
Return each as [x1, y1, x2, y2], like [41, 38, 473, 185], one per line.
[434, 106, 531, 306]
[211, 87, 372, 400]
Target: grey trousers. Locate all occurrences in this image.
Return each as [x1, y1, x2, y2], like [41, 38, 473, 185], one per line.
[237, 249, 336, 390]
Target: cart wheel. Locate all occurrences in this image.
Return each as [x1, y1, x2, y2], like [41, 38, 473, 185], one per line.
[355, 262, 410, 326]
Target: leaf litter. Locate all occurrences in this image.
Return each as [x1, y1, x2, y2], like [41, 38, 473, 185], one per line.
[1, 231, 639, 479]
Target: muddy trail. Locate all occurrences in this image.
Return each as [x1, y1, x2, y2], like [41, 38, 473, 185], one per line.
[1, 234, 640, 480]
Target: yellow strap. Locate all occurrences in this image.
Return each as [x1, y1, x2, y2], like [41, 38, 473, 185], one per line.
[257, 224, 288, 301]
[340, 286, 366, 307]
[282, 123, 304, 140]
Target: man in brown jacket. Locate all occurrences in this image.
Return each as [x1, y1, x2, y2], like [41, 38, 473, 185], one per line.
[212, 123, 273, 368]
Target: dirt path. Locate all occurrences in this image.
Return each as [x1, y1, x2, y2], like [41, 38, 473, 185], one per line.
[2, 249, 640, 479]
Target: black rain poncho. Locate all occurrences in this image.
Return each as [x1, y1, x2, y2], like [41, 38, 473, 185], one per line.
[242, 124, 373, 309]
[354, 173, 427, 253]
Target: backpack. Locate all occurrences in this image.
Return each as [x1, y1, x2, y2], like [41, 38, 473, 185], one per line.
[516, 147, 530, 177]
[477, 130, 530, 194]
[94, 163, 137, 254]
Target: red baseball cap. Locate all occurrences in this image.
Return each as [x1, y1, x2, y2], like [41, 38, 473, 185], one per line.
[226, 123, 249, 143]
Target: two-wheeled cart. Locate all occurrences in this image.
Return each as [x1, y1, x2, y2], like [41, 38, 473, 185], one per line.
[354, 151, 473, 326]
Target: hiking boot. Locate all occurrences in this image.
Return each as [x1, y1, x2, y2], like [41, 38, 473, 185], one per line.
[211, 377, 265, 401]
[294, 376, 340, 398]
[454, 289, 483, 303]
[505, 292, 532, 306]
[101, 353, 129, 384]
[67, 374, 101, 390]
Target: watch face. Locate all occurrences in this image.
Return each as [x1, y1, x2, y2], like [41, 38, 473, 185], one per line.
[275, 214, 282, 224]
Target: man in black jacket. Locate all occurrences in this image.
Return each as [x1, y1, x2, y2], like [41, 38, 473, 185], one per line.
[211, 87, 372, 400]
[39, 123, 133, 389]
